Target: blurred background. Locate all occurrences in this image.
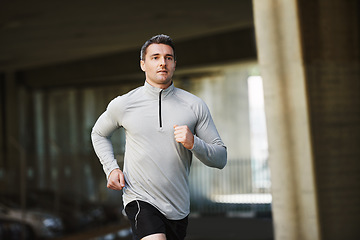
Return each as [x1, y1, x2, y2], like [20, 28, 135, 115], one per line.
[0, 0, 359, 240]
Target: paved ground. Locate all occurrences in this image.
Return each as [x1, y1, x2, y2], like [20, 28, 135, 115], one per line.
[187, 216, 273, 240]
[56, 216, 273, 240]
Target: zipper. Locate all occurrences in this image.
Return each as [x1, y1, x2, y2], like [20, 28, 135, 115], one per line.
[159, 90, 163, 128]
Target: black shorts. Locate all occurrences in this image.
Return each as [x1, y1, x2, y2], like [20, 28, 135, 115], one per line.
[125, 200, 188, 240]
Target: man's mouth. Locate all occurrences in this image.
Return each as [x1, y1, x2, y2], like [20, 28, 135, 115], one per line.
[157, 69, 167, 74]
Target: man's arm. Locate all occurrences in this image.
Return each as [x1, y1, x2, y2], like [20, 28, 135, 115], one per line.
[173, 108, 227, 170]
[192, 100, 227, 169]
[91, 99, 125, 190]
[191, 134, 227, 169]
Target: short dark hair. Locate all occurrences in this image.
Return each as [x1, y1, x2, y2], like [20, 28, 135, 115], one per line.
[140, 34, 176, 61]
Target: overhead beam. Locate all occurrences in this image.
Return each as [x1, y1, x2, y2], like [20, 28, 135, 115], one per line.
[18, 28, 257, 89]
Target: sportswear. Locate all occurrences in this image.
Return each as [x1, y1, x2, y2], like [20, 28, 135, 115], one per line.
[91, 81, 227, 220]
[125, 200, 188, 240]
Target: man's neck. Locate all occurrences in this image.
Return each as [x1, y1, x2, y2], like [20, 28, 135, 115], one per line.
[146, 80, 172, 89]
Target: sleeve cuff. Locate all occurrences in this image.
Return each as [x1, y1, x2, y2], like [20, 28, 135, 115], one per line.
[105, 162, 120, 179]
[190, 135, 200, 152]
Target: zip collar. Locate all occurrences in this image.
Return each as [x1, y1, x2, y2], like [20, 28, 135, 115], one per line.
[144, 81, 174, 99]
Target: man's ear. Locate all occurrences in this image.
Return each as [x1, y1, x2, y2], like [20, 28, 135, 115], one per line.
[140, 60, 145, 72]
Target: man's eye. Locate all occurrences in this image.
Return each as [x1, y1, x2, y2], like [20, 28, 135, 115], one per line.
[167, 57, 173, 61]
[153, 57, 158, 60]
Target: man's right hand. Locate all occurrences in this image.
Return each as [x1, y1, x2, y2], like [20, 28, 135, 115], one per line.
[107, 168, 125, 190]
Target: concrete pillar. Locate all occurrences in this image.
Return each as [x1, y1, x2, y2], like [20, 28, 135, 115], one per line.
[252, 1, 321, 240]
[297, 1, 360, 239]
[0, 73, 4, 173]
[1, 72, 22, 191]
[0, 73, 5, 192]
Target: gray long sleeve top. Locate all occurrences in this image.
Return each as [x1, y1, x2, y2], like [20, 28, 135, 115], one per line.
[91, 81, 227, 220]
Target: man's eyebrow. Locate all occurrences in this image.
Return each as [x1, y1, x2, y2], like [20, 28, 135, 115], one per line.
[150, 53, 174, 57]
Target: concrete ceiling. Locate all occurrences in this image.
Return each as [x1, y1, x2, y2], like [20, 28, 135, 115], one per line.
[0, 0, 254, 71]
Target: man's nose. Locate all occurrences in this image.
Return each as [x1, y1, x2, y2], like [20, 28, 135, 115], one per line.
[159, 57, 166, 66]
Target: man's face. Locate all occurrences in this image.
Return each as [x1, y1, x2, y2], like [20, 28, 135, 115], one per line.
[140, 43, 176, 89]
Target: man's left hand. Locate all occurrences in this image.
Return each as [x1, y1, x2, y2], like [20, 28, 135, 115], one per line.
[174, 125, 194, 149]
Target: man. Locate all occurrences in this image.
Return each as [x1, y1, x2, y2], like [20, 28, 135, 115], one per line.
[91, 34, 227, 240]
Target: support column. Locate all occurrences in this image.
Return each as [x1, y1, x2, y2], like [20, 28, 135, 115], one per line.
[252, 0, 321, 240]
[1, 72, 21, 192]
[297, 1, 360, 239]
[0, 73, 5, 187]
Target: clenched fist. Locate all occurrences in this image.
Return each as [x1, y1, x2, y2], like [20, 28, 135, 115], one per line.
[107, 168, 125, 190]
[174, 125, 194, 149]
